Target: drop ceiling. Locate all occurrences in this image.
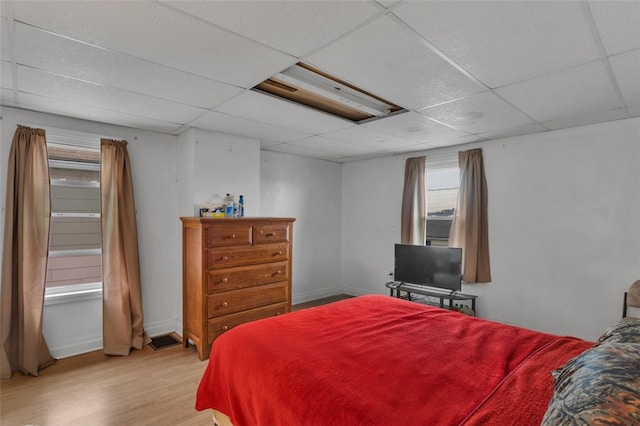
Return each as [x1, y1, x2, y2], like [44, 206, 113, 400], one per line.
[1, 1, 638, 162]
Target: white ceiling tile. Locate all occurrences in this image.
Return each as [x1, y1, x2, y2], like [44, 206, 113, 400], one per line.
[190, 110, 311, 143]
[542, 108, 630, 131]
[589, 1, 640, 55]
[286, 136, 370, 156]
[260, 140, 283, 149]
[1, 17, 11, 62]
[393, 1, 601, 88]
[215, 91, 354, 134]
[410, 134, 482, 151]
[338, 151, 398, 162]
[265, 143, 340, 162]
[17, 66, 206, 124]
[164, 1, 382, 57]
[417, 91, 536, 134]
[320, 125, 417, 150]
[609, 49, 640, 108]
[1, 88, 17, 106]
[376, 1, 401, 9]
[11, 1, 295, 87]
[306, 15, 483, 110]
[362, 112, 471, 144]
[476, 123, 549, 141]
[1, 60, 13, 89]
[13, 91, 182, 133]
[13, 23, 243, 109]
[495, 61, 622, 122]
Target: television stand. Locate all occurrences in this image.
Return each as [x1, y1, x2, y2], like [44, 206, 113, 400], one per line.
[385, 282, 477, 315]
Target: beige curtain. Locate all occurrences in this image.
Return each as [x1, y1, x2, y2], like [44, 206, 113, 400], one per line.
[450, 149, 491, 283]
[401, 157, 426, 245]
[1, 126, 56, 378]
[100, 139, 148, 355]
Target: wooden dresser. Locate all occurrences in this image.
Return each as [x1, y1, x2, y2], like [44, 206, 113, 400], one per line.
[180, 217, 295, 360]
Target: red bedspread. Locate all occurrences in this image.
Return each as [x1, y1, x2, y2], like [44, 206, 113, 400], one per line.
[196, 295, 592, 426]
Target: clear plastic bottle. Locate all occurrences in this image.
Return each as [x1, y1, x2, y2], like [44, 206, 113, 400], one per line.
[238, 195, 245, 217]
[224, 193, 234, 217]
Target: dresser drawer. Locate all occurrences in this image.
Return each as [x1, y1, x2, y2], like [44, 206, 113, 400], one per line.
[208, 302, 288, 343]
[253, 223, 290, 244]
[205, 223, 252, 247]
[207, 282, 289, 317]
[206, 243, 289, 269]
[207, 262, 289, 293]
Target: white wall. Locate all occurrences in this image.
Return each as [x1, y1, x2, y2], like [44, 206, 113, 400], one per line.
[3, 105, 637, 354]
[261, 151, 343, 303]
[174, 128, 261, 334]
[190, 128, 261, 216]
[342, 117, 640, 341]
[0, 107, 181, 357]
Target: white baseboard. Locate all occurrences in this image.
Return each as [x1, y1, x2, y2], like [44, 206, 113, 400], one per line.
[48, 318, 179, 359]
[144, 318, 179, 338]
[49, 334, 103, 359]
[292, 287, 343, 305]
[341, 285, 378, 297]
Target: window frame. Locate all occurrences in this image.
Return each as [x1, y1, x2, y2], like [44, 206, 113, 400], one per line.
[40, 126, 105, 304]
[425, 155, 460, 247]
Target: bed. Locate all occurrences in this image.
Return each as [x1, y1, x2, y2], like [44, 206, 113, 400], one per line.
[196, 294, 640, 425]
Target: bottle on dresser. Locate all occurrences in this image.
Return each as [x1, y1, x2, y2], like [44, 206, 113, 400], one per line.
[238, 195, 245, 217]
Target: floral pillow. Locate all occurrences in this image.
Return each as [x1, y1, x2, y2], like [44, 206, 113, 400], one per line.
[541, 342, 640, 425]
[597, 317, 640, 344]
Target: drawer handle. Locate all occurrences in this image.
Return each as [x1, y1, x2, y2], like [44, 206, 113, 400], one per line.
[273, 270, 282, 276]
[266, 232, 277, 237]
[227, 234, 236, 239]
[222, 277, 229, 283]
[275, 250, 283, 256]
[222, 325, 228, 331]
[221, 256, 229, 261]
[275, 312, 281, 316]
[222, 301, 228, 307]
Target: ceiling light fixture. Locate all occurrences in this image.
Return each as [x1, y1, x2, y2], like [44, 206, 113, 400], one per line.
[253, 63, 405, 122]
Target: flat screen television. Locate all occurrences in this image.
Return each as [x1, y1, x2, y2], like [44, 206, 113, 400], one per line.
[394, 244, 462, 292]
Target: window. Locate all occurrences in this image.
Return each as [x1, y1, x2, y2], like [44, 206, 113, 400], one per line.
[425, 157, 459, 247]
[44, 128, 102, 302]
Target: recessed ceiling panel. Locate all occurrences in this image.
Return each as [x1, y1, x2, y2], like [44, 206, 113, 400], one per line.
[589, 1, 640, 56]
[306, 16, 484, 110]
[17, 65, 206, 124]
[13, 91, 182, 133]
[13, 23, 243, 109]
[393, 1, 601, 88]
[215, 91, 354, 135]
[11, 1, 295, 87]
[609, 49, 640, 108]
[164, 1, 382, 57]
[189, 110, 311, 143]
[418, 91, 536, 134]
[362, 111, 471, 144]
[495, 61, 622, 122]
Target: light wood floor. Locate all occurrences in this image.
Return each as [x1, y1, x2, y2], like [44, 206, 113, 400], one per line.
[0, 294, 352, 426]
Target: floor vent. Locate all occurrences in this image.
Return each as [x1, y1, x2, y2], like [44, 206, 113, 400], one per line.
[149, 334, 181, 351]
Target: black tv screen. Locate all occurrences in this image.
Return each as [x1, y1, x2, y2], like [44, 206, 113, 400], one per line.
[394, 244, 462, 291]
